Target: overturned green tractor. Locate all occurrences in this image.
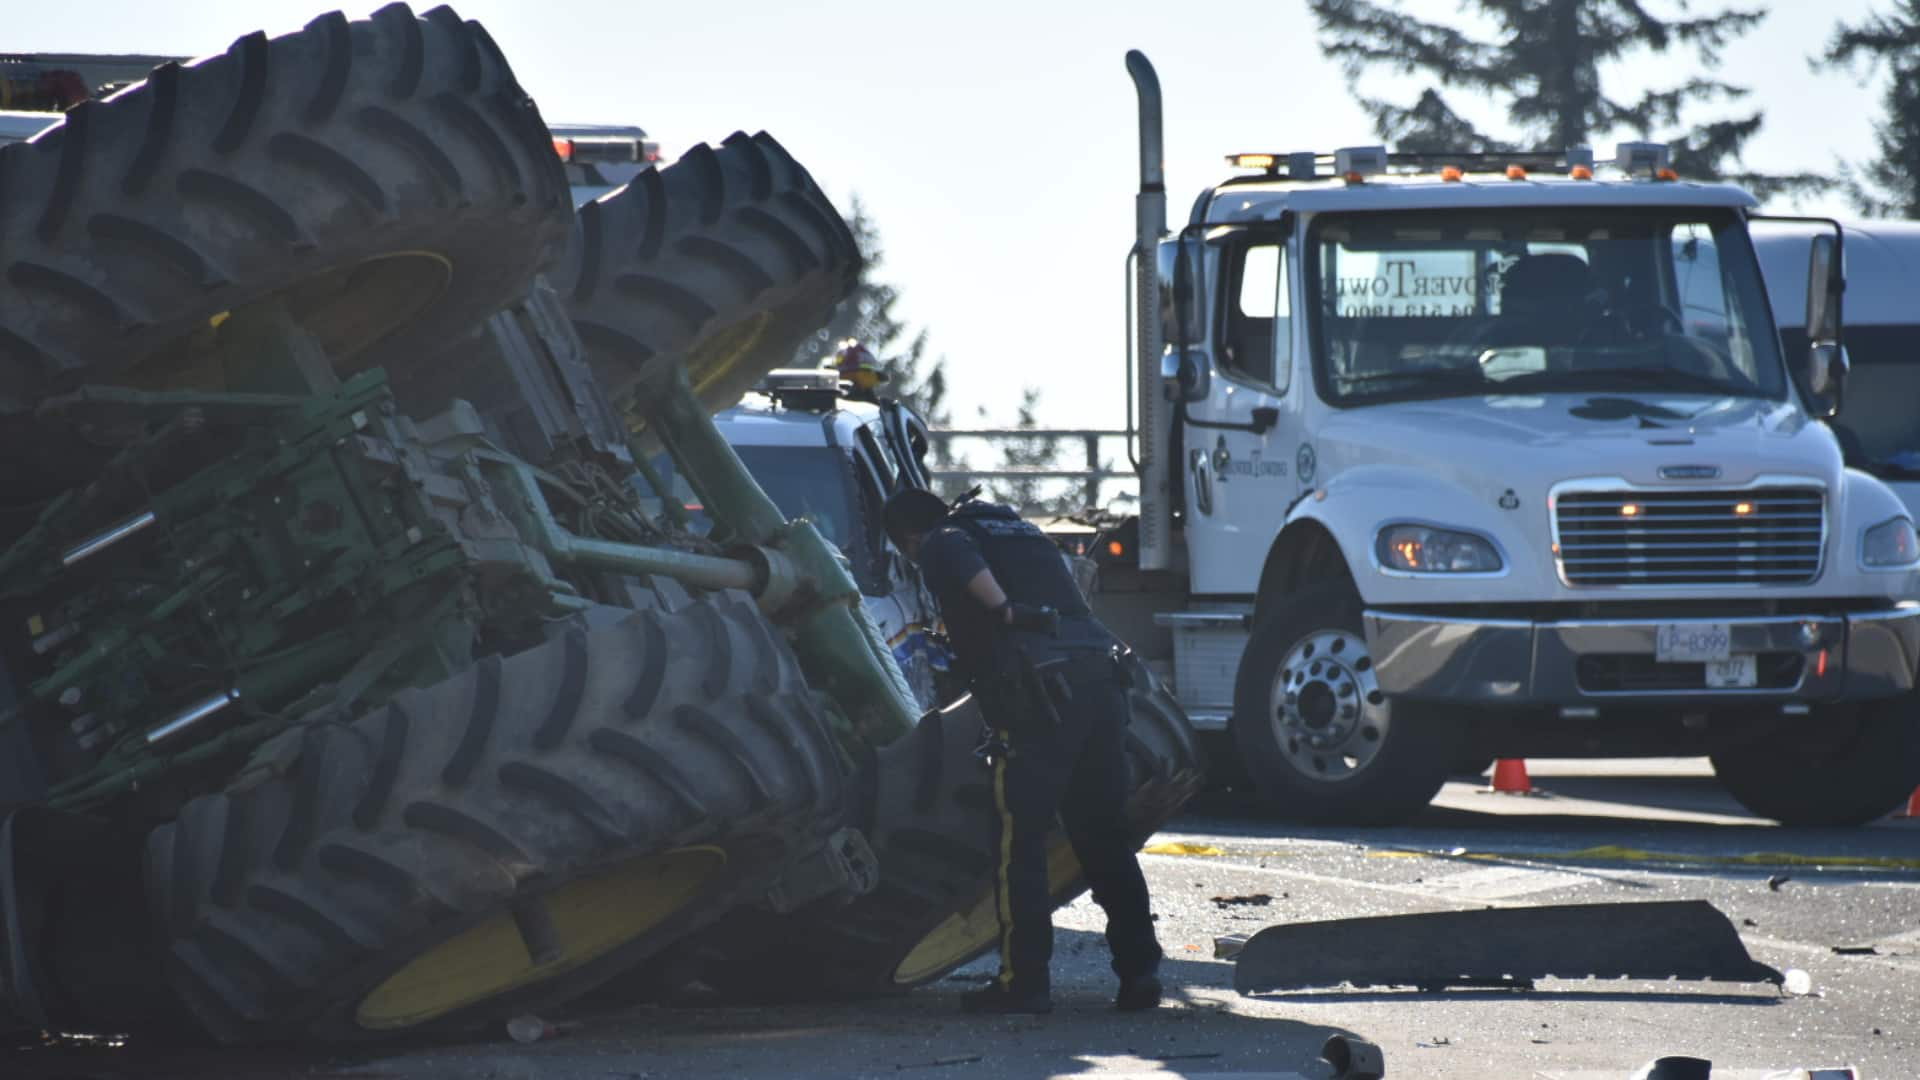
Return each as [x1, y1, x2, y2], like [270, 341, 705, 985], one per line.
[0, 4, 1200, 1044]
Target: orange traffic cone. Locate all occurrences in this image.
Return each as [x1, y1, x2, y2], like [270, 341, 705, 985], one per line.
[1897, 786, 1920, 819]
[1489, 758, 1533, 795]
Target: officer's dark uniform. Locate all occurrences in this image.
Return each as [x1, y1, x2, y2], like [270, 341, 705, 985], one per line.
[915, 499, 1162, 1008]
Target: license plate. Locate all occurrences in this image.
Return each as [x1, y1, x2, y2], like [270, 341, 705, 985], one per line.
[1704, 655, 1758, 689]
[1656, 623, 1731, 663]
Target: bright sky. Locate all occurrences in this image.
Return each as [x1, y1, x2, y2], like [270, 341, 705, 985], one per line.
[15, 0, 1895, 430]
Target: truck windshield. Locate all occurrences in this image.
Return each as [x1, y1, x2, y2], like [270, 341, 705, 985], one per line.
[730, 445, 864, 553]
[1309, 208, 1787, 406]
[631, 446, 864, 550]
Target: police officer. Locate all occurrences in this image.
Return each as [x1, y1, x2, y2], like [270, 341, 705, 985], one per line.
[883, 489, 1163, 1015]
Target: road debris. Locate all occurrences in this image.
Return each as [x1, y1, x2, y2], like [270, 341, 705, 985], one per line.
[1209, 892, 1273, 908]
[1321, 1034, 1387, 1079]
[896, 1054, 983, 1070]
[1831, 943, 1880, 955]
[1145, 842, 1225, 856]
[506, 1015, 571, 1044]
[1768, 874, 1793, 891]
[1234, 900, 1783, 994]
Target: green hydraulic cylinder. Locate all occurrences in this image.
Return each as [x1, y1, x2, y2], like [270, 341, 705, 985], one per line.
[647, 365, 918, 747]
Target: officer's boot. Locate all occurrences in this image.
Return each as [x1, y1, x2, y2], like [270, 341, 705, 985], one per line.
[1114, 973, 1162, 1011]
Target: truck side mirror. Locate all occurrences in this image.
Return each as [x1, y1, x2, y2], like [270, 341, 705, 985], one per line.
[1161, 348, 1210, 402]
[1158, 237, 1201, 348]
[1806, 343, 1848, 418]
[1805, 233, 1843, 344]
[1803, 232, 1846, 418]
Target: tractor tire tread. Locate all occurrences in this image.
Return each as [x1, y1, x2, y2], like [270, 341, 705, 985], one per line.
[0, 3, 570, 411]
[552, 130, 860, 420]
[669, 669, 1203, 1000]
[145, 594, 844, 1044]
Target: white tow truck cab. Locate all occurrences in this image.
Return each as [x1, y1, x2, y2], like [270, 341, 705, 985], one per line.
[1753, 219, 1920, 518]
[1101, 52, 1920, 826]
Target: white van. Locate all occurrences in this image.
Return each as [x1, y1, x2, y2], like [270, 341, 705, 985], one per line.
[1754, 219, 1920, 514]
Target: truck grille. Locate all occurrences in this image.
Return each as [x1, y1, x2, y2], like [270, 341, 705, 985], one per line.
[1554, 487, 1825, 586]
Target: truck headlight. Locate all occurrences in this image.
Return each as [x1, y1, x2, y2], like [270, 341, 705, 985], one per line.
[1861, 517, 1920, 568]
[1376, 524, 1503, 574]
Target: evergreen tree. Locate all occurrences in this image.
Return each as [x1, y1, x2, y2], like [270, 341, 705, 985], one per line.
[1818, 1, 1920, 217]
[791, 195, 950, 428]
[1309, 0, 1821, 197]
[980, 388, 1065, 515]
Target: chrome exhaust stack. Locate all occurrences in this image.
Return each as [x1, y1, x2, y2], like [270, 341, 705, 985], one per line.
[1125, 49, 1172, 571]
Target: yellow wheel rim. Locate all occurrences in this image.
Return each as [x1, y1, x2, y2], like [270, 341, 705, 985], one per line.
[892, 839, 1081, 986]
[355, 845, 725, 1030]
[687, 310, 774, 399]
[287, 250, 454, 362]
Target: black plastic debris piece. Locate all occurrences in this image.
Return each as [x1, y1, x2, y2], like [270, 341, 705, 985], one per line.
[1233, 900, 1783, 995]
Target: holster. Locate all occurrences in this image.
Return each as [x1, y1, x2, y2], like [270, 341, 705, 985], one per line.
[971, 633, 1133, 762]
[972, 650, 1063, 737]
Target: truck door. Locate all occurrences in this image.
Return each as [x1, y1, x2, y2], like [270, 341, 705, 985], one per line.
[1184, 224, 1301, 597]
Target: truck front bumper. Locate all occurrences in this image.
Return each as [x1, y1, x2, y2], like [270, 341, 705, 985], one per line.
[1364, 607, 1920, 706]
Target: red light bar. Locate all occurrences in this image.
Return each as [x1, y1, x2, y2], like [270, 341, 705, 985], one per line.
[551, 135, 660, 165]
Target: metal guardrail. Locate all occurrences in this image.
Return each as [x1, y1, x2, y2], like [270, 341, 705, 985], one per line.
[926, 428, 1135, 509]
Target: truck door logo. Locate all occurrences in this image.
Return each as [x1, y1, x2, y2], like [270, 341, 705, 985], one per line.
[1296, 443, 1316, 484]
[1213, 434, 1286, 483]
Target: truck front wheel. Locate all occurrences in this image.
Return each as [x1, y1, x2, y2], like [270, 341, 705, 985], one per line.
[1709, 695, 1920, 826]
[1231, 581, 1455, 824]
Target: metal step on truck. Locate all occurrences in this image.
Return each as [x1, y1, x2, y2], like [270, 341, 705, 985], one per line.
[1095, 51, 1920, 827]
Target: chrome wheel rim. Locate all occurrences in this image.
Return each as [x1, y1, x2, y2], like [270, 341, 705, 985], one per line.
[1268, 628, 1387, 782]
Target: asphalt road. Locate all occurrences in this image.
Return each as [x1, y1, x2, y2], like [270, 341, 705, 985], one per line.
[12, 759, 1919, 1080]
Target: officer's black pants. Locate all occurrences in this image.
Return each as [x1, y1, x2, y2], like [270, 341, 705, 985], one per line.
[989, 669, 1162, 995]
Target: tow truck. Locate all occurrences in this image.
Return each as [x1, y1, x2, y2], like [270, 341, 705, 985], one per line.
[1098, 51, 1920, 825]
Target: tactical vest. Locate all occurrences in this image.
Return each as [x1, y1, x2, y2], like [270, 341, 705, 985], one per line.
[942, 502, 1091, 619]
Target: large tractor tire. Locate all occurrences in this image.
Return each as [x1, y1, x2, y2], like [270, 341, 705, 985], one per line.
[1710, 693, 1920, 826]
[143, 595, 846, 1044]
[671, 663, 1203, 1001]
[0, 3, 570, 412]
[550, 130, 861, 425]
